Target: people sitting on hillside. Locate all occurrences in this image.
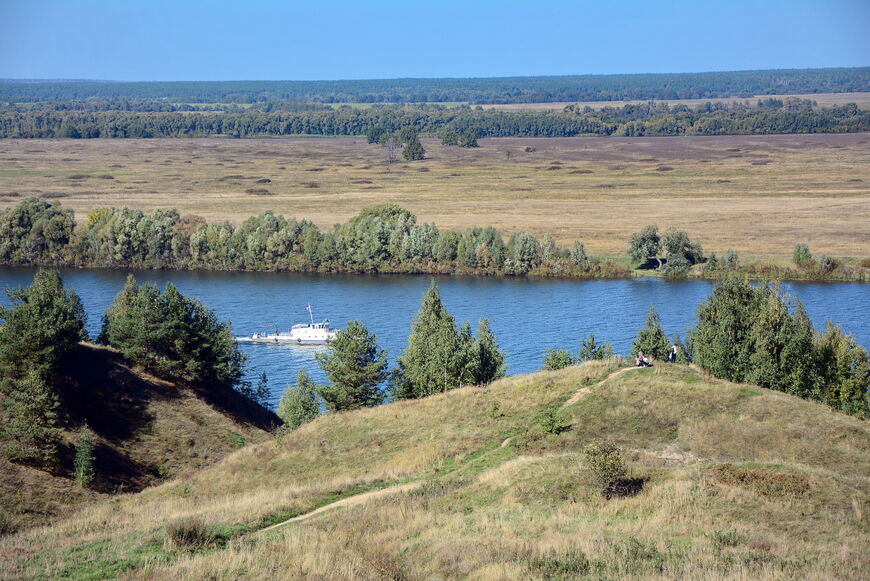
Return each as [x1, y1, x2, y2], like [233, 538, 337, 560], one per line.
[635, 350, 651, 367]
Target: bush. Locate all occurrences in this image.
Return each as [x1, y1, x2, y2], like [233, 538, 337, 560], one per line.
[529, 548, 590, 578]
[539, 406, 570, 435]
[543, 348, 573, 370]
[793, 243, 813, 266]
[165, 517, 216, 549]
[583, 439, 627, 497]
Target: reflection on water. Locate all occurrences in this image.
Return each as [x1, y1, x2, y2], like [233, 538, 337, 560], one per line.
[1, 267, 867, 409]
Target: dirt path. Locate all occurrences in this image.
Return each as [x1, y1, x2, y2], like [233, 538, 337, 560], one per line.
[257, 482, 423, 533]
[561, 366, 638, 409]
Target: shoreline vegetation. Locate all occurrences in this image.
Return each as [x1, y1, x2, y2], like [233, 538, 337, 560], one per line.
[1, 197, 867, 282]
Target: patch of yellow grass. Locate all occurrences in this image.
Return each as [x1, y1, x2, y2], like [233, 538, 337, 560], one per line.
[0, 134, 867, 261]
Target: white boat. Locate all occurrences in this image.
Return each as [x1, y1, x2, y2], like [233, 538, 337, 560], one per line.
[249, 304, 338, 345]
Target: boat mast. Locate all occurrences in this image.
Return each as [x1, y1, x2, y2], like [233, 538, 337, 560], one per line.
[306, 303, 315, 325]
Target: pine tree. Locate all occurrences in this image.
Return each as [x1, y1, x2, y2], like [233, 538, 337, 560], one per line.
[693, 277, 766, 382]
[316, 321, 388, 411]
[394, 282, 463, 398]
[402, 136, 425, 161]
[0, 269, 86, 385]
[0, 270, 85, 469]
[472, 318, 506, 384]
[100, 276, 245, 389]
[277, 369, 320, 429]
[1, 371, 63, 467]
[578, 333, 614, 361]
[632, 305, 670, 360]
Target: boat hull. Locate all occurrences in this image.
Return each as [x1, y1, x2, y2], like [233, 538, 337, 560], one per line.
[249, 336, 333, 345]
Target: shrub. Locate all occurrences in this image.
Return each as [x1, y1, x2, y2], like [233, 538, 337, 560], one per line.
[539, 406, 570, 435]
[583, 439, 627, 497]
[793, 243, 813, 266]
[528, 548, 590, 578]
[543, 348, 573, 370]
[73, 425, 96, 488]
[165, 517, 216, 549]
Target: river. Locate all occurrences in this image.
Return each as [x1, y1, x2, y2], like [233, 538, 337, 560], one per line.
[1, 267, 867, 409]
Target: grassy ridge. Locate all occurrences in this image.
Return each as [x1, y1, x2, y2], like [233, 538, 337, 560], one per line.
[0, 343, 277, 534]
[2, 361, 867, 579]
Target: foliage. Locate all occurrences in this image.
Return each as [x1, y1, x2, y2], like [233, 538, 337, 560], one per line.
[459, 129, 479, 147]
[539, 406, 570, 435]
[315, 321, 388, 411]
[577, 333, 614, 362]
[543, 348, 573, 371]
[3, 68, 867, 104]
[570, 241, 588, 265]
[470, 318, 507, 384]
[628, 225, 661, 268]
[0, 269, 86, 384]
[238, 371, 271, 406]
[394, 284, 506, 399]
[0, 199, 629, 280]
[583, 439, 627, 497]
[402, 136, 425, 161]
[692, 276, 869, 417]
[1, 371, 63, 468]
[632, 305, 670, 360]
[0, 198, 75, 265]
[100, 275, 245, 388]
[793, 243, 813, 266]
[73, 425, 96, 488]
[662, 228, 704, 275]
[0, 270, 85, 469]
[165, 517, 217, 549]
[277, 369, 321, 429]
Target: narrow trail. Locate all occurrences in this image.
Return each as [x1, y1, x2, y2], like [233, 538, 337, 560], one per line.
[259, 366, 639, 535]
[561, 366, 639, 409]
[257, 482, 423, 533]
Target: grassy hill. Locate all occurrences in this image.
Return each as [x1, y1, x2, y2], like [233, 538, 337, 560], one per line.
[0, 343, 278, 533]
[1, 360, 867, 580]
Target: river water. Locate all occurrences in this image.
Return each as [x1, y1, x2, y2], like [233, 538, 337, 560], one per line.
[1, 267, 867, 409]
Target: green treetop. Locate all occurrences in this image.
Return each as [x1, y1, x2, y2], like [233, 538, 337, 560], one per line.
[277, 369, 321, 429]
[632, 305, 670, 360]
[315, 320, 388, 411]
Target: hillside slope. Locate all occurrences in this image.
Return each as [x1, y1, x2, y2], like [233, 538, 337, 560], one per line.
[1, 361, 868, 580]
[0, 343, 278, 533]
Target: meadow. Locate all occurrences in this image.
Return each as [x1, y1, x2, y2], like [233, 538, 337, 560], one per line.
[1, 362, 867, 580]
[0, 133, 868, 264]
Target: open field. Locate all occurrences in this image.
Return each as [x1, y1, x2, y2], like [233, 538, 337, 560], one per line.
[0, 134, 868, 262]
[483, 92, 870, 111]
[2, 362, 868, 579]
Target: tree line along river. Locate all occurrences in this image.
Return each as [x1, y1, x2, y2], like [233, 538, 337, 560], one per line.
[1, 267, 867, 409]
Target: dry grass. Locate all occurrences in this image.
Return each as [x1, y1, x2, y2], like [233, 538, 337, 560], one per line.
[1, 361, 868, 580]
[0, 135, 868, 263]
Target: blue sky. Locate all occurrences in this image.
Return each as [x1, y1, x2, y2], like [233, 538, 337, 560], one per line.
[1, 0, 867, 81]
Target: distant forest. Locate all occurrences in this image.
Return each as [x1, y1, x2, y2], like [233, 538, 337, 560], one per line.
[1, 99, 868, 138]
[2, 68, 868, 104]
